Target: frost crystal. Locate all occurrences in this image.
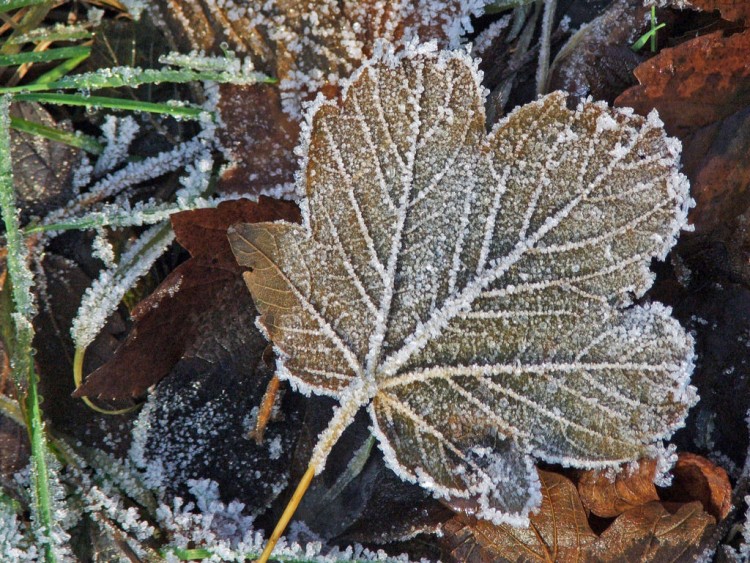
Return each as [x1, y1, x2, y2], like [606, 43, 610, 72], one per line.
[231, 0, 490, 115]
[229, 44, 696, 525]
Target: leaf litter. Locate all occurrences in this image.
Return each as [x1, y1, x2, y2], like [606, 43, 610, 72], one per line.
[11, 0, 750, 559]
[228, 41, 696, 550]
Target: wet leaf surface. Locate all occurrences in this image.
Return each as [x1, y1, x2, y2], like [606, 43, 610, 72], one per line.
[73, 197, 300, 400]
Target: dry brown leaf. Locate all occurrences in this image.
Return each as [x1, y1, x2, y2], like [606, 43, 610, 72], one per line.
[577, 459, 659, 518]
[216, 84, 300, 196]
[615, 30, 750, 233]
[73, 197, 299, 400]
[678, 0, 750, 23]
[661, 452, 732, 521]
[441, 473, 716, 563]
[586, 501, 715, 562]
[615, 30, 750, 139]
[441, 470, 597, 563]
[548, 0, 648, 103]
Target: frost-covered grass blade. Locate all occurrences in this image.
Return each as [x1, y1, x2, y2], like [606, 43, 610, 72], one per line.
[229, 42, 696, 560]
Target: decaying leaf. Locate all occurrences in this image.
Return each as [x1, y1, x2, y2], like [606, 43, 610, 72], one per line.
[662, 452, 732, 521]
[154, 0, 488, 115]
[615, 30, 750, 139]
[668, 0, 750, 23]
[577, 459, 659, 518]
[441, 469, 597, 562]
[547, 0, 648, 103]
[615, 30, 750, 233]
[587, 501, 714, 562]
[229, 44, 695, 526]
[74, 197, 299, 400]
[440, 468, 719, 562]
[217, 84, 300, 196]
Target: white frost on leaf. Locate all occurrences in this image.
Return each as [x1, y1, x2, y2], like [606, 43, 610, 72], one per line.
[234, 0, 491, 116]
[229, 43, 696, 526]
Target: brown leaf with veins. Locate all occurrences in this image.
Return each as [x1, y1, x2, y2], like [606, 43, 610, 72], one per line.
[615, 30, 750, 139]
[172, 0, 488, 196]
[577, 459, 659, 518]
[441, 470, 716, 563]
[73, 197, 300, 400]
[615, 30, 750, 233]
[661, 453, 732, 521]
[441, 470, 597, 563]
[587, 501, 714, 562]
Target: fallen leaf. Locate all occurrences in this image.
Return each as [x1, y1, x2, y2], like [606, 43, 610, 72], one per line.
[577, 459, 660, 518]
[615, 30, 750, 233]
[73, 197, 299, 400]
[171, 1, 491, 196]
[615, 30, 750, 139]
[680, 105, 750, 233]
[154, 1, 486, 115]
[548, 0, 649, 103]
[441, 470, 597, 562]
[10, 102, 77, 220]
[440, 470, 716, 563]
[216, 84, 300, 197]
[661, 452, 732, 521]
[586, 501, 714, 562]
[229, 44, 695, 524]
[678, 0, 750, 23]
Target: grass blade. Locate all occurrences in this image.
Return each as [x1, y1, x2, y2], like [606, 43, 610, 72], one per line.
[0, 0, 48, 13]
[10, 115, 103, 154]
[12, 92, 208, 119]
[0, 66, 273, 94]
[0, 45, 90, 67]
[0, 94, 57, 562]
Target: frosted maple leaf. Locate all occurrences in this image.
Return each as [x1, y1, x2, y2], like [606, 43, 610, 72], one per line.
[228, 43, 696, 530]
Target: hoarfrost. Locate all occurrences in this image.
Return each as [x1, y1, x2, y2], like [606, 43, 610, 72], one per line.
[0, 500, 36, 561]
[234, 0, 491, 116]
[94, 115, 140, 176]
[71, 222, 175, 351]
[229, 44, 696, 525]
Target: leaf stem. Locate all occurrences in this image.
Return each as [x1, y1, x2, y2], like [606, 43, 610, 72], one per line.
[257, 463, 317, 563]
[73, 347, 137, 415]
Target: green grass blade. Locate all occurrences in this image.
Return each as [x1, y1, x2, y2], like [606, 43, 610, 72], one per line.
[31, 52, 90, 84]
[0, 45, 90, 67]
[10, 116, 103, 154]
[0, 0, 47, 13]
[0, 95, 57, 562]
[8, 24, 92, 45]
[12, 92, 208, 119]
[0, 66, 273, 93]
[631, 23, 665, 52]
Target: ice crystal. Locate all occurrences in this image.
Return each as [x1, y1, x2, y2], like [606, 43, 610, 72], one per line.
[230, 43, 696, 526]
[94, 115, 140, 176]
[230, 0, 490, 116]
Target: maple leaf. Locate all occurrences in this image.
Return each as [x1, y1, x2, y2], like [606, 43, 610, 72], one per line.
[228, 43, 696, 549]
